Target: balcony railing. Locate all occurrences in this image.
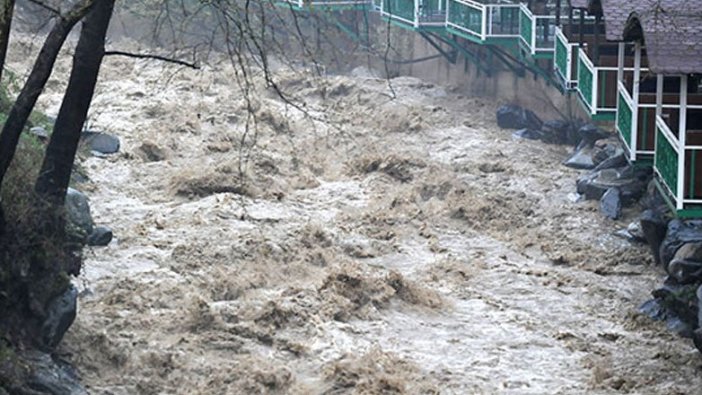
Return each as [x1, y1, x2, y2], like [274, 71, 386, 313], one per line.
[446, 1, 521, 42]
[282, 0, 372, 8]
[616, 81, 634, 154]
[655, 115, 680, 200]
[381, 0, 446, 28]
[554, 26, 577, 88]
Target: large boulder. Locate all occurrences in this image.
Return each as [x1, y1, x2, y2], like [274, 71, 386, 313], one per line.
[80, 131, 120, 155]
[668, 242, 702, 284]
[576, 167, 647, 202]
[41, 286, 77, 350]
[660, 219, 702, 269]
[649, 279, 699, 338]
[87, 226, 113, 247]
[496, 104, 542, 131]
[592, 149, 627, 171]
[640, 209, 668, 265]
[65, 188, 93, 243]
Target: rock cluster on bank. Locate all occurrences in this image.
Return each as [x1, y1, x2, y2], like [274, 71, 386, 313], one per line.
[497, 104, 702, 353]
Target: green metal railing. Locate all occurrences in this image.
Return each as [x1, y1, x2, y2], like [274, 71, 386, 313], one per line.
[555, 30, 568, 81]
[655, 118, 679, 197]
[519, 5, 532, 50]
[447, 0, 484, 39]
[382, 0, 415, 23]
[616, 83, 633, 152]
[577, 52, 594, 113]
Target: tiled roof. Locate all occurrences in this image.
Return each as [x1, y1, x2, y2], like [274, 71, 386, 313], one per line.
[600, 0, 637, 41]
[625, 0, 702, 74]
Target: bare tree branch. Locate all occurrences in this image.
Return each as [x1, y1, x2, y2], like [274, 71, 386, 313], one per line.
[104, 50, 199, 69]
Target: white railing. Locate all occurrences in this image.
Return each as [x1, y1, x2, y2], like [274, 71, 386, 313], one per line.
[485, 3, 521, 37]
[379, 0, 417, 27]
[446, 0, 487, 40]
[616, 80, 635, 153]
[533, 14, 556, 54]
[554, 26, 577, 88]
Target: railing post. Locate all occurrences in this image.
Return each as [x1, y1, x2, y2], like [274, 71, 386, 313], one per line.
[616, 42, 625, 154]
[655, 74, 663, 118]
[531, 15, 536, 54]
[678, 74, 688, 209]
[414, 0, 419, 27]
[591, 61, 598, 114]
[482, 4, 487, 40]
[632, 41, 641, 161]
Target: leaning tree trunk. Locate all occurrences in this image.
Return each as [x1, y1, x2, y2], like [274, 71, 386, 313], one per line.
[0, 0, 15, 83]
[0, 0, 94, 190]
[35, 0, 115, 216]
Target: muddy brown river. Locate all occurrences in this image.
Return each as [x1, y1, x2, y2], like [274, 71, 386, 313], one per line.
[24, 49, 702, 393]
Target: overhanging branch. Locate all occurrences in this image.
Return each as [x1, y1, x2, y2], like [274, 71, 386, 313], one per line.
[104, 50, 199, 69]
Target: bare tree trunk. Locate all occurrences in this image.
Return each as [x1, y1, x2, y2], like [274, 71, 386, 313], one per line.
[35, 0, 114, 211]
[0, 0, 15, 82]
[0, 0, 94, 189]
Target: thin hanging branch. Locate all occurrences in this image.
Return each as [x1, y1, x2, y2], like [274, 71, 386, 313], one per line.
[104, 50, 199, 69]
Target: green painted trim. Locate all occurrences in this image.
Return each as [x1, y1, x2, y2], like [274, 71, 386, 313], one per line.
[532, 52, 554, 60]
[677, 208, 702, 218]
[591, 112, 616, 121]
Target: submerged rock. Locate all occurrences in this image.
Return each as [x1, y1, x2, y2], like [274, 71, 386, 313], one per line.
[87, 226, 113, 247]
[512, 128, 542, 140]
[81, 131, 120, 155]
[23, 350, 87, 395]
[496, 104, 542, 131]
[41, 286, 78, 350]
[600, 188, 622, 220]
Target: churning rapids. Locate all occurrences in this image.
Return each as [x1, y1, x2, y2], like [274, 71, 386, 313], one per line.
[17, 39, 702, 394]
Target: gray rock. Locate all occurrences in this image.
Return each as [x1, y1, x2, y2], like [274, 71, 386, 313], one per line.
[640, 209, 668, 265]
[651, 279, 699, 337]
[592, 148, 627, 172]
[41, 286, 77, 349]
[65, 188, 93, 243]
[668, 242, 702, 284]
[512, 128, 542, 140]
[30, 126, 49, 140]
[576, 167, 647, 202]
[81, 131, 120, 154]
[626, 221, 647, 242]
[87, 226, 113, 247]
[600, 188, 622, 220]
[660, 219, 702, 269]
[541, 119, 577, 145]
[23, 350, 87, 395]
[578, 123, 609, 144]
[496, 104, 542, 131]
[563, 145, 599, 169]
